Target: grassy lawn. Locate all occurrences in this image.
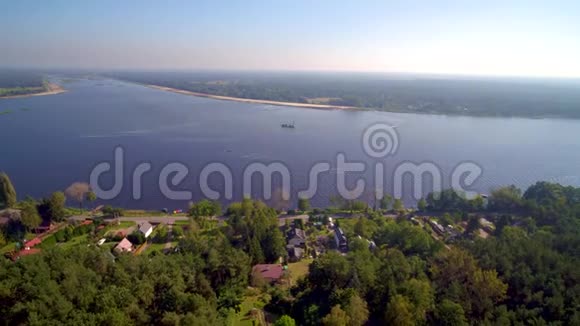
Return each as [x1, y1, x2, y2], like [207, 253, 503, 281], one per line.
[145, 241, 178, 254]
[0, 242, 18, 254]
[109, 221, 136, 230]
[232, 295, 267, 326]
[288, 258, 313, 285]
[59, 234, 89, 250]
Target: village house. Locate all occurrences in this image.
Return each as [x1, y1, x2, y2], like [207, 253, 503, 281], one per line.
[251, 264, 285, 285]
[286, 227, 306, 261]
[334, 226, 348, 251]
[114, 237, 134, 253]
[138, 221, 153, 238]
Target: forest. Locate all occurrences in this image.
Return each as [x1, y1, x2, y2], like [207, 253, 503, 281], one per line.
[0, 173, 579, 325]
[0, 69, 47, 97]
[106, 71, 580, 119]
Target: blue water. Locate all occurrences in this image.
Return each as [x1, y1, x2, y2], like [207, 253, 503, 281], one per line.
[1, 78, 579, 210]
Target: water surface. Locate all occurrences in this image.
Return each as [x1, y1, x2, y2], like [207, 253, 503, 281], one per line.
[1, 78, 579, 209]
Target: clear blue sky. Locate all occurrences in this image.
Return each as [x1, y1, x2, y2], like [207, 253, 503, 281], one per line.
[1, 0, 579, 77]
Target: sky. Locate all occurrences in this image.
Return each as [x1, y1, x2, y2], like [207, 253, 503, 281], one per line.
[1, 0, 579, 77]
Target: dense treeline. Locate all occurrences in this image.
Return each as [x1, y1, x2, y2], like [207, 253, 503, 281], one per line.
[107, 71, 580, 118]
[0, 69, 46, 97]
[1, 181, 579, 324]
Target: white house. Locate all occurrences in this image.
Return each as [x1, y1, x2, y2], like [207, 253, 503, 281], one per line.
[138, 222, 153, 238]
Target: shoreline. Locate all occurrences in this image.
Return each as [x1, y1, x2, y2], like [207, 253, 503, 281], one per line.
[0, 82, 67, 99]
[146, 84, 359, 110]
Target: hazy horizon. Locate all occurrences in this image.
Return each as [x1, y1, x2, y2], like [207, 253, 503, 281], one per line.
[2, 0, 580, 78]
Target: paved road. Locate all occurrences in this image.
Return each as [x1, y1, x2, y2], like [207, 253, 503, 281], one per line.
[70, 213, 310, 226]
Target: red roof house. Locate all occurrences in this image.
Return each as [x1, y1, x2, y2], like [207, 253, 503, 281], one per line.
[252, 264, 284, 284]
[25, 237, 42, 249]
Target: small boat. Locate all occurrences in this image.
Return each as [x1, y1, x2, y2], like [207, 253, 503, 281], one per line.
[281, 121, 295, 128]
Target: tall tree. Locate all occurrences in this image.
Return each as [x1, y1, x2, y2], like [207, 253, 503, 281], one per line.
[20, 200, 42, 233]
[393, 198, 404, 212]
[65, 182, 91, 210]
[48, 191, 67, 222]
[298, 197, 310, 212]
[380, 194, 393, 211]
[417, 198, 427, 212]
[344, 294, 369, 326]
[385, 295, 414, 326]
[435, 299, 468, 326]
[274, 315, 296, 326]
[0, 172, 17, 208]
[86, 191, 97, 208]
[322, 305, 350, 326]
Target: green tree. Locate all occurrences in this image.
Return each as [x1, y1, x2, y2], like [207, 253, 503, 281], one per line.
[385, 295, 414, 326]
[172, 225, 184, 238]
[0, 172, 17, 208]
[435, 299, 468, 326]
[298, 197, 310, 212]
[380, 194, 393, 210]
[393, 198, 404, 212]
[275, 315, 296, 326]
[417, 198, 427, 211]
[353, 216, 369, 238]
[86, 191, 97, 207]
[20, 200, 42, 233]
[322, 305, 350, 326]
[344, 294, 369, 326]
[48, 191, 66, 221]
[189, 199, 221, 218]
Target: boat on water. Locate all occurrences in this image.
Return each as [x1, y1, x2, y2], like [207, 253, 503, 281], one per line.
[281, 121, 295, 128]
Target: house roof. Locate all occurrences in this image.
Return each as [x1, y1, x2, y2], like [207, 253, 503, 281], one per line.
[291, 228, 306, 239]
[289, 247, 304, 259]
[252, 264, 284, 281]
[115, 238, 133, 251]
[25, 237, 42, 248]
[139, 222, 153, 234]
[288, 237, 305, 247]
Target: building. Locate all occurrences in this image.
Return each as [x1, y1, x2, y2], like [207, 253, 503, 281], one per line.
[286, 227, 307, 261]
[334, 227, 348, 251]
[252, 264, 284, 284]
[138, 222, 153, 238]
[24, 237, 42, 249]
[287, 247, 305, 262]
[114, 237, 134, 253]
[428, 220, 445, 236]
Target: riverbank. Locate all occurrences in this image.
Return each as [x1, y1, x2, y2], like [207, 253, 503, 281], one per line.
[0, 82, 66, 99]
[147, 84, 359, 110]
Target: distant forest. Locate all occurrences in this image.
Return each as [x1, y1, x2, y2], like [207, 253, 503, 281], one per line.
[107, 71, 580, 118]
[0, 69, 46, 97]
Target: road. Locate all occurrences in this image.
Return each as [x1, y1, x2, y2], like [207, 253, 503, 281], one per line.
[69, 213, 309, 226]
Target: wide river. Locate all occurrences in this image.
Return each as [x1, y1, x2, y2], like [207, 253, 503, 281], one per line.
[1, 78, 579, 210]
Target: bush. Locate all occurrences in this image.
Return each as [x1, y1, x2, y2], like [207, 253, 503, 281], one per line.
[127, 230, 145, 245]
[102, 206, 125, 217]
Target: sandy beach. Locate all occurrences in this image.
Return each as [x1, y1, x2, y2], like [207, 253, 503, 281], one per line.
[0, 82, 67, 99]
[147, 84, 358, 110]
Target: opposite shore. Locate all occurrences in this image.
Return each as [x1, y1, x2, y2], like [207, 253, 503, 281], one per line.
[146, 84, 359, 110]
[0, 82, 67, 99]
